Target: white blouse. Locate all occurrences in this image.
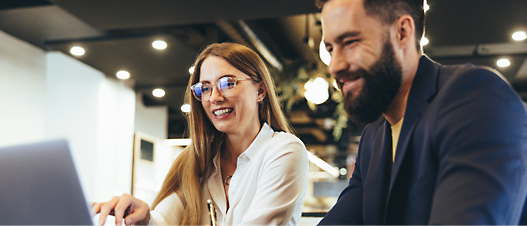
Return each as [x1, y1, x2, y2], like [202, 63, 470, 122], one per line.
[149, 123, 309, 226]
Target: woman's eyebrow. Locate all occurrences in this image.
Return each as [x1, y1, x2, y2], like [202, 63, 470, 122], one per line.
[219, 74, 236, 78]
[199, 74, 235, 83]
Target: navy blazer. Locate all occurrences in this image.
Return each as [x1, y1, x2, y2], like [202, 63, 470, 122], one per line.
[319, 56, 527, 225]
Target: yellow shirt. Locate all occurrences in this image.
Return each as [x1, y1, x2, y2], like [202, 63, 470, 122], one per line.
[391, 118, 404, 162]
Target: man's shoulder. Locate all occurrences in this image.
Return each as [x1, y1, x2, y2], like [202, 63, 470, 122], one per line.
[361, 116, 386, 141]
[426, 60, 527, 133]
[438, 62, 508, 88]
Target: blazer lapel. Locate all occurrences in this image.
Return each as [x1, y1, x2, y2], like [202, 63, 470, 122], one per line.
[384, 56, 441, 223]
[363, 121, 393, 224]
[390, 56, 440, 185]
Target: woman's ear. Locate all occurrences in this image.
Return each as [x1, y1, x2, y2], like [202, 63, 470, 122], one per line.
[257, 82, 266, 102]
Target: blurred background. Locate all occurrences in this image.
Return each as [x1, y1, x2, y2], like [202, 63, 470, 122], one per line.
[1, 0, 526, 221]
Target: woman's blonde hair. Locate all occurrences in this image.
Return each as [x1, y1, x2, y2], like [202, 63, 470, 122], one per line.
[151, 42, 292, 225]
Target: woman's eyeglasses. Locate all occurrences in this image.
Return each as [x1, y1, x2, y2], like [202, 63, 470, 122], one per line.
[191, 76, 256, 101]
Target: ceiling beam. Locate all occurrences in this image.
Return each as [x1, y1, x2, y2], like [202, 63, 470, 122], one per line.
[516, 58, 527, 79]
[215, 20, 284, 71]
[425, 42, 527, 58]
[237, 20, 283, 71]
[215, 20, 252, 48]
[134, 81, 190, 91]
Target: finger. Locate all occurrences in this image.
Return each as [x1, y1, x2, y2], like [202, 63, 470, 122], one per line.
[91, 202, 104, 216]
[114, 194, 133, 226]
[99, 196, 120, 226]
[124, 199, 149, 226]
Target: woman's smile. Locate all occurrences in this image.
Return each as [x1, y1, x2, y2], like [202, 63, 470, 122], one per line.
[213, 107, 234, 117]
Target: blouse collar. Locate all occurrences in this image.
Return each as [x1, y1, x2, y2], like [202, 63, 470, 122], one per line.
[212, 122, 274, 169]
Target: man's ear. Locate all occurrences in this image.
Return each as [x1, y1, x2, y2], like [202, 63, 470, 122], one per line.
[257, 82, 266, 102]
[393, 15, 416, 49]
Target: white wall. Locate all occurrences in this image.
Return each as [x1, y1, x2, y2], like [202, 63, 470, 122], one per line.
[0, 30, 47, 147]
[45, 52, 136, 201]
[0, 28, 177, 206]
[95, 78, 136, 200]
[134, 94, 183, 205]
[134, 94, 168, 139]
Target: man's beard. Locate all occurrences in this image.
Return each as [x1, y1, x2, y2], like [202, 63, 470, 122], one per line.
[340, 39, 402, 124]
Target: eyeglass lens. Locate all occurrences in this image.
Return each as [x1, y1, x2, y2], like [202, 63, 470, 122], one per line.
[192, 77, 237, 101]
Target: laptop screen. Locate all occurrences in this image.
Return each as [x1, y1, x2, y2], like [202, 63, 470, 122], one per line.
[0, 139, 94, 225]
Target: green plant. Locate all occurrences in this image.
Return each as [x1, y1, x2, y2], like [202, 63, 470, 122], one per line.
[271, 60, 348, 141]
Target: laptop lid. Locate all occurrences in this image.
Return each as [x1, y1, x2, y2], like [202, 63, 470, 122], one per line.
[0, 139, 94, 225]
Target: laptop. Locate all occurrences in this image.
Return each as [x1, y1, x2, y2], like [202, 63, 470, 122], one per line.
[0, 139, 95, 225]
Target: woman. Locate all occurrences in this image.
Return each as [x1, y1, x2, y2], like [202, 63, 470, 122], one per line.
[93, 42, 309, 225]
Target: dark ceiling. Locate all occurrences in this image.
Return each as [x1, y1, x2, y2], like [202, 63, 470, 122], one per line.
[1, 0, 527, 163]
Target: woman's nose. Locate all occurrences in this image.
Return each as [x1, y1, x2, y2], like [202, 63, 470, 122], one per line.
[209, 86, 224, 103]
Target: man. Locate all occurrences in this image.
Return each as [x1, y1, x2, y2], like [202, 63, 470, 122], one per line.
[317, 0, 527, 224]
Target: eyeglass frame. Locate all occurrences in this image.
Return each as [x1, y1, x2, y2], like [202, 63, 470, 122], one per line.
[190, 75, 259, 101]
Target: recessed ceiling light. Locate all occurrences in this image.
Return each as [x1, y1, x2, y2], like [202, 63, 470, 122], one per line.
[152, 88, 165, 97]
[116, 70, 130, 80]
[189, 66, 195, 74]
[497, 58, 511, 68]
[181, 104, 191, 113]
[70, 46, 85, 56]
[420, 37, 429, 46]
[512, 31, 527, 41]
[152, 40, 167, 50]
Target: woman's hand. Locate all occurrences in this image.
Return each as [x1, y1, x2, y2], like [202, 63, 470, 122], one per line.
[92, 193, 150, 226]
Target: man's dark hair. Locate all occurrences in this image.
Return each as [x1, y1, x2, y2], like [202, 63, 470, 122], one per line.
[317, 0, 425, 50]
